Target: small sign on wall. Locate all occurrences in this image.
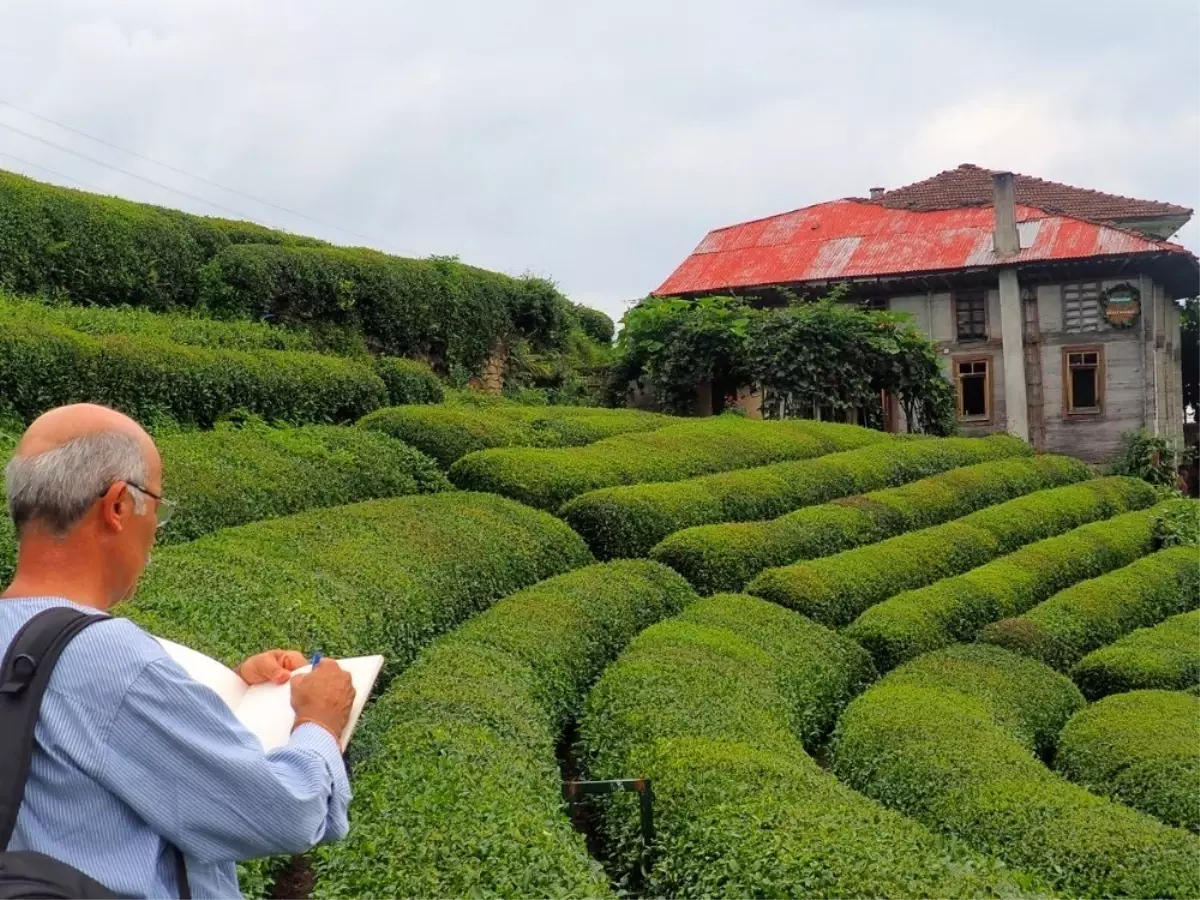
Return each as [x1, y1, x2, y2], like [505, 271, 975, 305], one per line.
[1099, 282, 1141, 328]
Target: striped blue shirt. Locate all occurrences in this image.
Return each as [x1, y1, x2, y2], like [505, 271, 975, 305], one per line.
[0, 597, 351, 899]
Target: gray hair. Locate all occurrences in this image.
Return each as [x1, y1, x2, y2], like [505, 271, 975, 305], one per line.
[5, 431, 149, 537]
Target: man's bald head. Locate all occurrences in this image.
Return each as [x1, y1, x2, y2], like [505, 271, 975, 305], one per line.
[6, 404, 160, 538]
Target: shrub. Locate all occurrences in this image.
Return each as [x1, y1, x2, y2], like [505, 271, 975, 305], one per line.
[749, 476, 1156, 627]
[310, 561, 695, 899]
[0, 292, 321, 351]
[0, 422, 449, 580]
[0, 320, 386, 427]
[578, 597, 1046, 899]
[1056, 690, 1200, 832]
[979, 546, 1200, 670]
[359, 404, 670, 468]
[833, 644, 1200, 899]
[120, 492, 592, 675]
[653, 454, 1090, 594]
[372, 356, 445, 405]
[573, 304, 615, 344]
[561, 434, 1031, 560]
[846, 499, 1188, 672]
[1071, 610, 1200, 699]
[451, 417, 888, 511]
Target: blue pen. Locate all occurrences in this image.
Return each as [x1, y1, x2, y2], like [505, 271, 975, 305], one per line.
[310, 651, 322, 668]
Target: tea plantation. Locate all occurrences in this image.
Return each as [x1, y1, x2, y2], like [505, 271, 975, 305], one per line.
[1, 182, 1196, 898]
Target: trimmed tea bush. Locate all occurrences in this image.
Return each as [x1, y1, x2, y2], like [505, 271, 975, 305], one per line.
[980, 546, 1200, 670]
[372, 357, 444, 405]
[833, 644, 1200, 899]
[0, 320, 386, 427]
[0, 292, 321, 351]
[360, 404, 670, 468]
[0, 423, 448, 579]
[451, 417, 888, 511]
[1056, 690, 1200, 832]
[578, 596, 1045, 899]
[562, 434, 1030, 560]
[311, 561, 695, 899]
[749, 476, 1156, 627]
[121, 492, 592, 673]
[848, 499, 1192, 672]
[653, 454, 1090, 594]
[1071, 610, 1200, 699]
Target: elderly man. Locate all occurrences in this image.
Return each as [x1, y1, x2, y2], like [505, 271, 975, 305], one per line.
[0, 404, 356, 899]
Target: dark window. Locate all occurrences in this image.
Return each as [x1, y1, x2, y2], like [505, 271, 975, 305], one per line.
[956, 359, 989, 419]
[1066, 349, 1102, 413]
[955, 291, 987, 341]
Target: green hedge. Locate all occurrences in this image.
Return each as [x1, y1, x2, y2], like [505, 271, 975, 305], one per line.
[848, 499, 1192, 672]
[561, 434, 1031, 560]
[120, 492, 592, 675]
[1071, 610, 1200, 699]
[359, 403, 671, 468]
[372, 357, 445, 405]
[1056, 689, 1200, 832]
[573, 304, 614, 344]
[652, 454, 1090, 594]
[980, 545, 1200, 670]
[450, 417, 888, 512]
[833, 644, 1200, 899]
[311, 561, 695, 899]
[0, 169, 577, 371]
[578, 596, 1044, 898]
[748, 476, 1155, 628]
[0, 319, 386, 427]
[0, 422, 448, 583]
[0, 291, 321, 351]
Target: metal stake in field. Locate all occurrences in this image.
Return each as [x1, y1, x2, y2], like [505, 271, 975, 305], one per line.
[563, 778, 655, 881]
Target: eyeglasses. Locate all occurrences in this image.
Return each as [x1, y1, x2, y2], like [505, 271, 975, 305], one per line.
[99, 482, 177, 530]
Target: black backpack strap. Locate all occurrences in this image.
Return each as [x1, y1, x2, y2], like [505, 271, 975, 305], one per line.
[0, 607, 108, 848]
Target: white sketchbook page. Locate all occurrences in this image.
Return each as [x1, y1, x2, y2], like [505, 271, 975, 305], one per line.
[236, 655, 384, 752]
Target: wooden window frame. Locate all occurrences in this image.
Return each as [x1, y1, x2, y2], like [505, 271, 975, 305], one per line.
[953, 289, 989, 343]
[953, 355, 993, 424]
[1062, 345, 1105, 418]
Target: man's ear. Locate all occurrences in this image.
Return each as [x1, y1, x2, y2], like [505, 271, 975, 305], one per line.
[98, 482, 129, 532]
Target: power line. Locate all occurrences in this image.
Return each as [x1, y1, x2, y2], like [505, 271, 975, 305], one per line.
[0, 150, 98, 190]
[0, 98, 405, 250]
[0, 119, 276, 225]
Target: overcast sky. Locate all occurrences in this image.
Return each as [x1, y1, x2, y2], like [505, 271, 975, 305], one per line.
[1, 1, 1197, 324]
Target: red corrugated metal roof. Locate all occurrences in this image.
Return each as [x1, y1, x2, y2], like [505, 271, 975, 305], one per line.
[653, 200, 1197, 296]
[876, 164, 1192, 222]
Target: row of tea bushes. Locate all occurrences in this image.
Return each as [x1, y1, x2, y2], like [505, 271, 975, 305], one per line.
[980, 545, 1200, 670]
[121, 492, 592, 676]
[0, 319, 386, 427]
[1056, 689, 1200, 832]
[0, 291, 323, 352]
[832, 644, 1200, 899]
[359, 404, 671, 468]
[1070, 610, 1200, 699]
[561, 434, 1030, 559]
[748, 476, 1157, 627]
[450, 417, 888, 511]
[578, 595, 1046, 899]
[651, 454, 1090, 594]
[0, 423, 449, 583]
[846, 499, 1189, 672]
[311, 561, 696, 899]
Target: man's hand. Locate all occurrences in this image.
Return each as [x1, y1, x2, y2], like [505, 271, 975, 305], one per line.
[237, 650, 308, 686]
[290, 660, 355, 743]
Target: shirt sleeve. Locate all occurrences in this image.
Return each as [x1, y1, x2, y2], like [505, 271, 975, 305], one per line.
[93, 657, 352, 863]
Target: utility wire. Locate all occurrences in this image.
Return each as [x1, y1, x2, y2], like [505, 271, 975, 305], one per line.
[0, 119, 275, 225]
[0, 98, 403, 250]
[0, 150, 97, 189]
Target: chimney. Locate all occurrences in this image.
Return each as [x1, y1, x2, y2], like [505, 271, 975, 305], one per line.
[869, 186, 885, 200]
[992, 171, 1019, 255]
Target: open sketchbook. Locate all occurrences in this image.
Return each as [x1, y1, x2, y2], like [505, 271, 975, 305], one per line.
[156, 638, 384, 753]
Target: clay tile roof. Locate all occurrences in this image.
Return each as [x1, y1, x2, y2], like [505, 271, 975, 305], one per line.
[875, 163, 1192, 222]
